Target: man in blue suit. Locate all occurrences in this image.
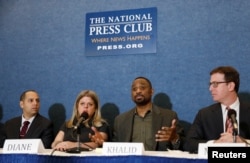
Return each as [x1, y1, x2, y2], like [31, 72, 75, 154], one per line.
[184, 66, 250, 153]
[0, 90, 54, 148]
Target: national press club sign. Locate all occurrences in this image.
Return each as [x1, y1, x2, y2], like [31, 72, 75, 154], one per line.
[85, 7, 157, 56]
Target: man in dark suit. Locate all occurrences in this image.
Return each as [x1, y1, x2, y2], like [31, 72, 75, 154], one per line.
[112, 76, 185, 151]
[0, 90, 54, 148]
[184, 66, 250, 153]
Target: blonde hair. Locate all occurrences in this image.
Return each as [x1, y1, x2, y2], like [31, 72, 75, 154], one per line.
[66, 90, 106, 128]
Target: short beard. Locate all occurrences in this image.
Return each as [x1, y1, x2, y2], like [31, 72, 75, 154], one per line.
[134, 99, 150, 106]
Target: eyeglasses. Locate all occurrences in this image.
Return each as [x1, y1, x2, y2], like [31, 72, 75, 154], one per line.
[209, 81, 228, 88]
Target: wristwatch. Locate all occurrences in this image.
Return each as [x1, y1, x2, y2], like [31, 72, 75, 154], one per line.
[172, 138, 180, 144]
[171, 135, 181, 149]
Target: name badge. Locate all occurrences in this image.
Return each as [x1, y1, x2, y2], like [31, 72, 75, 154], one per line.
[102, 142, 144, 155]
[198, 143, 246, 158]
[3, 139, 45, 154]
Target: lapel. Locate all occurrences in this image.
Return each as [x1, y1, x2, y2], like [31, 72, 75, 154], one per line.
[152, 105, 161, 137]
[211, 103, 224, 133]
[151, 105, 161, 149]
[123, 109, 136, 141]
[238, 101, 249, 121]
[13, 117, 23, 138]
[25, 114, 39, 137]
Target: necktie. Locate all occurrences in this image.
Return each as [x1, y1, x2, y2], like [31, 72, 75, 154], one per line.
[225, 107, 233, 133]
[19, 121, 30, 138]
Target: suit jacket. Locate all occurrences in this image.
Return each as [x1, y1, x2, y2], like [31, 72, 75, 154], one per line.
[0, 123, 4, 148]
[1, 113, 54, 148]
[112, 104, 185, 151]
[183, 101, 250, 153]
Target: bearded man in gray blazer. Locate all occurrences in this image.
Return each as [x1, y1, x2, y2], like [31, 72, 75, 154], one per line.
[113, 77, 185, 151]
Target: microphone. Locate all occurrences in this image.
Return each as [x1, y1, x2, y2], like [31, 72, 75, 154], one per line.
[74, 112, 89, 129]
[227, 109, 238, 142]
[66, 112, 89, 153]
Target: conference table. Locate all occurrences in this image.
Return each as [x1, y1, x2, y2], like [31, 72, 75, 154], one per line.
[0, 148, 207, 163]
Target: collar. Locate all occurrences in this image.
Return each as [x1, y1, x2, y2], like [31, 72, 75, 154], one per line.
[22, 114, 36, 124]
[221, 97, 240, 113]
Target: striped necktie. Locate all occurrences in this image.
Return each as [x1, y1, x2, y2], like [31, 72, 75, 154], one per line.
[19, 121, 30, 138]
[225, 107, 233, 133]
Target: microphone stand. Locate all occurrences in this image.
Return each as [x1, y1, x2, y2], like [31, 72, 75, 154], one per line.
[66, 126, 81, 153]
[232, 129, 237, 143]
[76, 126, 81, 153]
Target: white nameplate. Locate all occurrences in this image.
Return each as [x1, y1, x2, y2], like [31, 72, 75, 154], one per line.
[3, 139, 45, 154]
[102, 142, 144, 155]
[198, 143, 246, 158]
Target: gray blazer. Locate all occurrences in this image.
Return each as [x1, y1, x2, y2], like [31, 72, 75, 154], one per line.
[112, 104, 184, 151]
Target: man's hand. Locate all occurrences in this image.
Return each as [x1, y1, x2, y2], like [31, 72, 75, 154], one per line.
[215, 132, 245, 143]
[155, 119, 179, 142]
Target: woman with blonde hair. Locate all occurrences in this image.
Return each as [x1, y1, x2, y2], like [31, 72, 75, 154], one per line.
[51, 90, 109, 151]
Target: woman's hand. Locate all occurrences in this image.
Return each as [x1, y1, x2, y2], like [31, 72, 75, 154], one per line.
[89, 126, 105, 146]
[54, 141, 76, 151]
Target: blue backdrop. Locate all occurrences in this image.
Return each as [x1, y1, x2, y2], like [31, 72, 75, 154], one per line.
[1, 0, 250, 133]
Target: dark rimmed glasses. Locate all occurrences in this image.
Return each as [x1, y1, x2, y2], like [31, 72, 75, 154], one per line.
[209, 81, 228, 88]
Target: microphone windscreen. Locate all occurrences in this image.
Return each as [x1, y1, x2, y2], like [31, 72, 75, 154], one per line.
[227, 109, 236, 117]
[81, 112, 89, 119]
